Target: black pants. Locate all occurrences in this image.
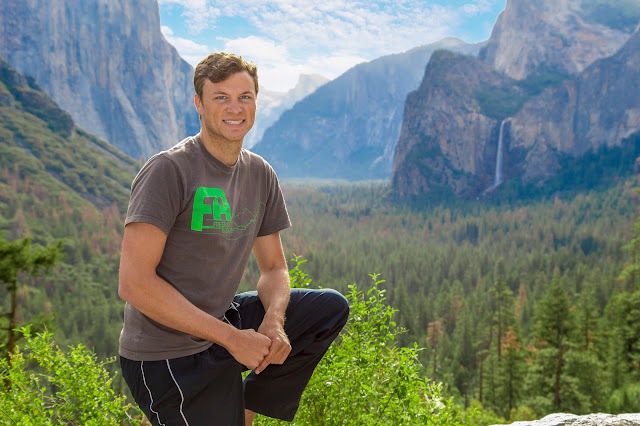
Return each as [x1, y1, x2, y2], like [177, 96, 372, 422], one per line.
[120, 288, 349, 425]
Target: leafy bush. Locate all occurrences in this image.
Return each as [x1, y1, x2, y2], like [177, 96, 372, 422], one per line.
[0, 326, 141, 425]
[256, 259, 494, 425]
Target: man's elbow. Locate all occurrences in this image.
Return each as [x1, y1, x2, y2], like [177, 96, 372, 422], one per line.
[118, 269, 137, 302]
[118, 277, 130, 302]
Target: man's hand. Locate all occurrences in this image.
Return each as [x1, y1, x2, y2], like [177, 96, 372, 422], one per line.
[255, 315, 291, 374]
[226, 328, 273, 370]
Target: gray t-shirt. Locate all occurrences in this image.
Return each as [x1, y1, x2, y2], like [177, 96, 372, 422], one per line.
[118, 135, 291, 361]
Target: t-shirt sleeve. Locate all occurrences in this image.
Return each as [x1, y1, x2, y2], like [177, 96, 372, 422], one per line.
[257, 163, 291, 237]
[124, 154, 184, 235]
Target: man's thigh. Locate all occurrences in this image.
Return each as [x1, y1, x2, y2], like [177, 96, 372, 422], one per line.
[234, 287, 349, 345]
[120, 345, 244, 426]
[234, 288, 349, 421]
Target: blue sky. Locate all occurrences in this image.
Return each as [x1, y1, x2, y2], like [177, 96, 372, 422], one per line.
[158, 0, 507, 92]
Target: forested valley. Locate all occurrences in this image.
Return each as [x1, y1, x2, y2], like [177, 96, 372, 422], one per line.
[3, 154, 640, 422]
[2, 69, 640, 420]
[249, 176, 640, 420]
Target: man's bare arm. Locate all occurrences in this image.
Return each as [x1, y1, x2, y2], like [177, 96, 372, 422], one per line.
[118, 222, 271, 368]
[252, 232, 291, 374]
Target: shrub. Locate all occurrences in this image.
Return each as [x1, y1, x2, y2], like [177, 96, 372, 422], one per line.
[255, 261, 468, 425]
[0, 326, 141, 425]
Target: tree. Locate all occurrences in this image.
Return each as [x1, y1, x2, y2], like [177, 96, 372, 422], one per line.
[0, 233, 63, 364]
[618, 188, 640, 291]
[497, 327, 525, 417]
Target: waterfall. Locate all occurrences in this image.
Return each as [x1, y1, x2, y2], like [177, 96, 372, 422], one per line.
[479, 119, 508, 198]
[494, 119, 506, 186]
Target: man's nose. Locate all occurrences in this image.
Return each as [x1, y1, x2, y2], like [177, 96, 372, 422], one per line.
[226, 100, 242, 113]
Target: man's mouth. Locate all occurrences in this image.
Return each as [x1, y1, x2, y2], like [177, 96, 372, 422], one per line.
[224, 120, 244, 125]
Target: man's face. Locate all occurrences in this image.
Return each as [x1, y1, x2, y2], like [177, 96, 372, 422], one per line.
[195, 71, 257, 144]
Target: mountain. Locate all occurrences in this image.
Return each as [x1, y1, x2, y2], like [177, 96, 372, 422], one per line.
[0, 56, 137, 215]
[392, 0, 640, 200]
[245, 74, 329, 149]
[479, 0, 637, 79]
[508, 26, 640, 182]
[0, 0, 199, 161]
[391, 50, 521, 199]
[0, 55, 138, 357]
[252, 37, 485, 180]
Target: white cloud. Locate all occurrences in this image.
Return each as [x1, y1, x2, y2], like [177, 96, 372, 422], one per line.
[220, 36, 289, 65]
[159, 0, 505, 90]
[462, 0, 494, 15]
[161, 26, 210, 66]
[159, 0, 221, 33]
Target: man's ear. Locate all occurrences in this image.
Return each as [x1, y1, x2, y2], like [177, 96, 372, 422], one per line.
[194, 93, 202, 114]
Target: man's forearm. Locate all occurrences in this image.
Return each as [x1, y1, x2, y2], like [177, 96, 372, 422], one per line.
[256, 268, 291, 324]
[120, 272, 237, 347]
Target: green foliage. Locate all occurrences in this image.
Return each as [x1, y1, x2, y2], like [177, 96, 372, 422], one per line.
[0, 326, 141, 425]
[0, 233, 63, 290]
[473, 84, 528, 120]
[0, 59, 73, 138]
[515, 69, 569, 97]
[288, 253, 312, 289]
[255, 260, 501, 425]
[0, 233, 64, 357]
[608, 382, 640, 413]
[619, 187, 640, 289]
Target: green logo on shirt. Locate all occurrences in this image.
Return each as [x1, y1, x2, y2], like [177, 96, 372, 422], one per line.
[190, 187, 263, 239]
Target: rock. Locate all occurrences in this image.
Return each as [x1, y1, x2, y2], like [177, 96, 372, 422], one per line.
[480, 0, 634, 79]
[0, 0, 199, 160]
[509, 27, 640, 182]
[391, 2, 640, 199]
[492, 412, 640, 426]
[391, 50, 521, 199]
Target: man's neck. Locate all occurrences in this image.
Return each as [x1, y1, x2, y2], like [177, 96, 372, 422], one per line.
[200, 131, 243, 167]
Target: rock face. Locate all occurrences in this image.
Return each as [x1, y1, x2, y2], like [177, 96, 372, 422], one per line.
[252, 37, 484, 180]
[392, 0, 640, 199]
[479, 0, 634, 79]
[0, 0, 199, 160]
[391, 50, 521, 198]
[509, 27, 640, 182]
[493, 412, 640, 426]
[245, 74, 329, 149]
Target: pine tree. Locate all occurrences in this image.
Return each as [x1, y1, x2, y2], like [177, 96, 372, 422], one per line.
[0, 233, 63, 367]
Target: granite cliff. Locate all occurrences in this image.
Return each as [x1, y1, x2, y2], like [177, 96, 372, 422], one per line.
[392, 0, 640, 199]
[479, 0, 635, 79]
[252, 38, 484, 180]
[391, 50, 522, 198]
[0, 0, 199, 160]
[508, 26, 640, 182]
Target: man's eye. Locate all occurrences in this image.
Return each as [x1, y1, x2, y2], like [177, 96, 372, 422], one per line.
[240, 95, 252, 100]
[215, 96, 227, 100]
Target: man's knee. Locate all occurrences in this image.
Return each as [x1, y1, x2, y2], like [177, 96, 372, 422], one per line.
[318, 288, 349, 326]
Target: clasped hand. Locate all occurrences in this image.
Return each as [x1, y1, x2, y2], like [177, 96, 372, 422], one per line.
[227, 319, 291, 374]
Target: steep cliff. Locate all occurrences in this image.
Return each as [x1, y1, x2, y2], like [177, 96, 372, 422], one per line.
[479, 0, 637, 79]
[391, 50, 522, 199]
[509, 26, 640, 181]
[252, 38, 484, 180]
[245, 74, 329, 149]
[0, 0, 199, 160]
[392, 0, 640, 200]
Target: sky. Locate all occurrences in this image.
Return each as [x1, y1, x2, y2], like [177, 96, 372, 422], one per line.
[158, 0, 507, 92]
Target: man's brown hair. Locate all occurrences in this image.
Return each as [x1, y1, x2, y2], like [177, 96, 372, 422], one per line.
[193, 52, 259, 99]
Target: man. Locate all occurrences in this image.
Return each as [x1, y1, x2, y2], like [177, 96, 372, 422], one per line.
[118, 52, 349, 425]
